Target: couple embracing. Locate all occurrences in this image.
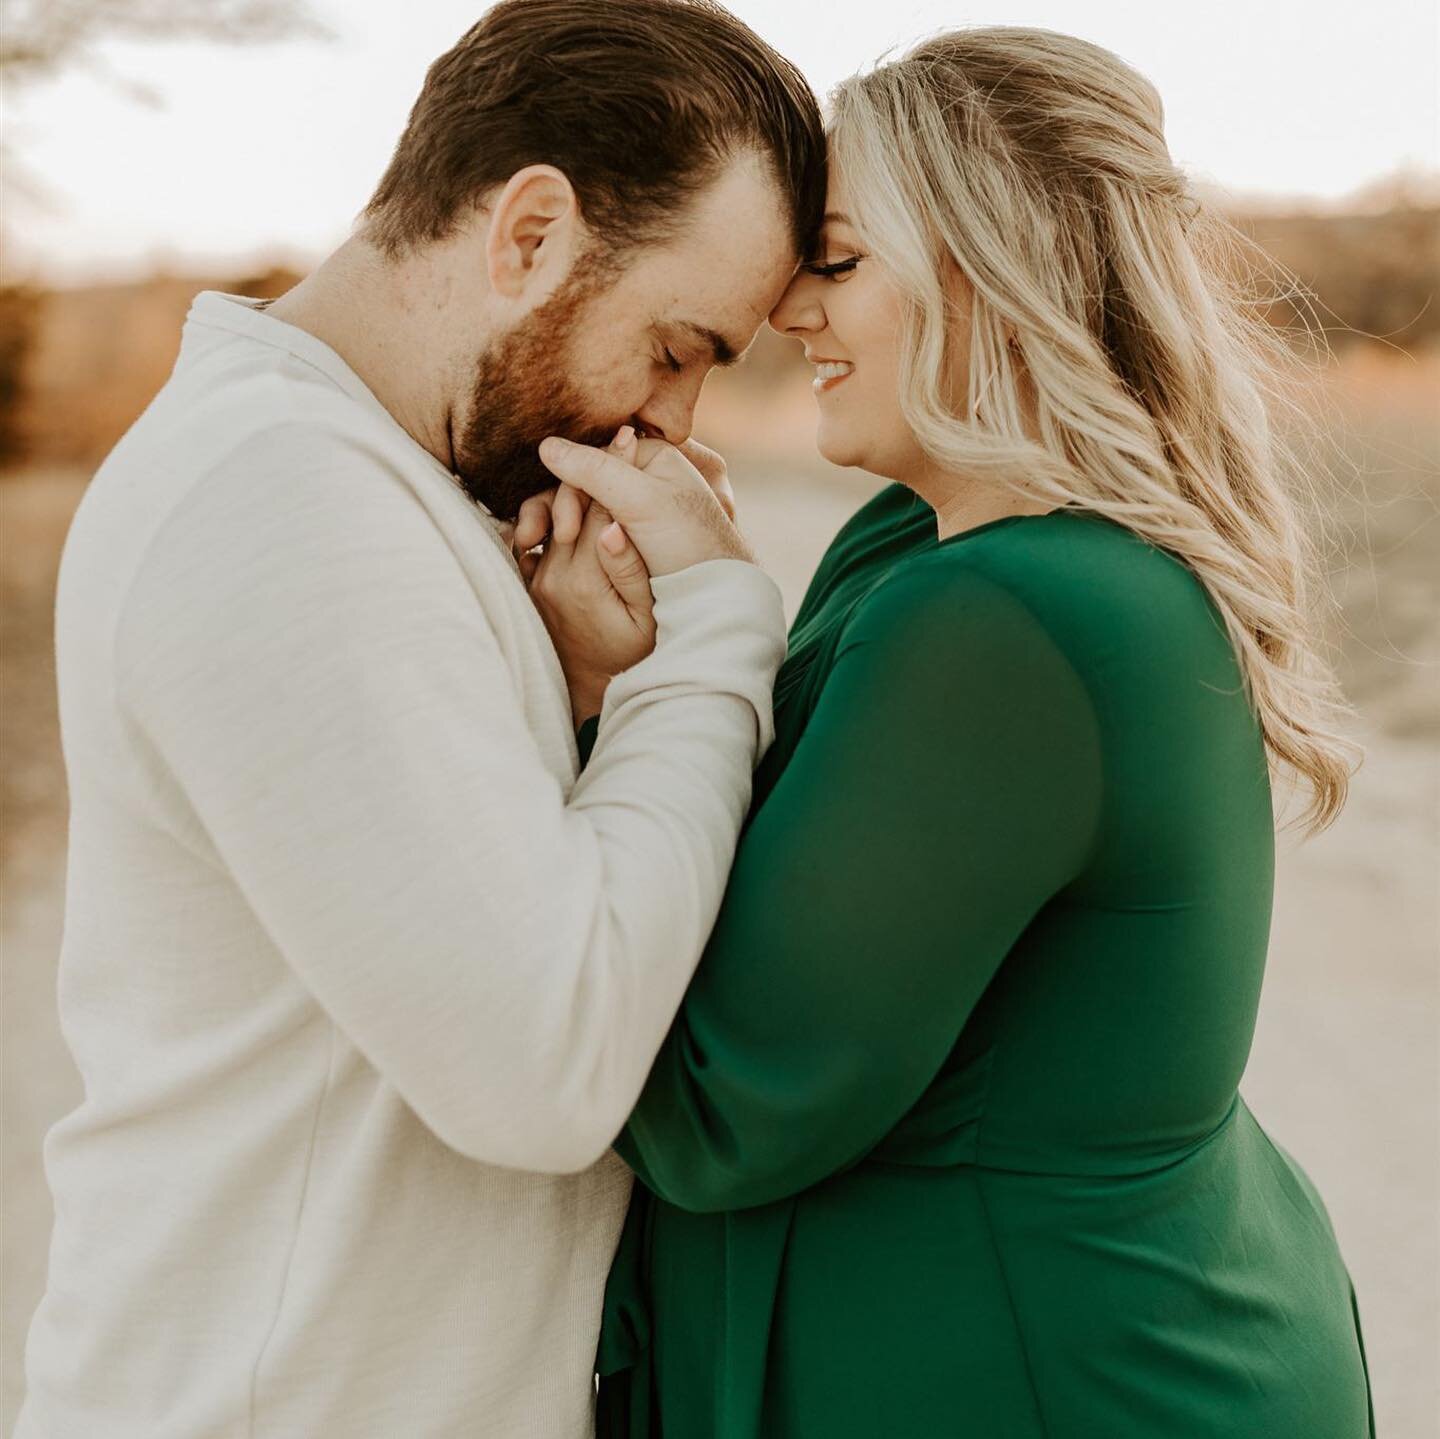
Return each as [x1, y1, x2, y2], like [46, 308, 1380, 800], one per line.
[19, 1, 1374, 1436]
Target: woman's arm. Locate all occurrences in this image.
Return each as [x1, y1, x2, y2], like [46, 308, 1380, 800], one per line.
[617, 558, 1103, 1211]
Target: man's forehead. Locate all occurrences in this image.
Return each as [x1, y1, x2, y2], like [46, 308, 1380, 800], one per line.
[602, 198, 795, 355]
[646, 182, 796, 325]
[647, 252, 794, 358]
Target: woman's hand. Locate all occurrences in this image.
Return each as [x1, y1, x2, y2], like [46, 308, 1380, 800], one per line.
[535, 431, 752, 577]
[522, 429, 658, 728]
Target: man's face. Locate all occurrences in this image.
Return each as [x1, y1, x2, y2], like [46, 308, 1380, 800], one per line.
[452, 155, 798, 519]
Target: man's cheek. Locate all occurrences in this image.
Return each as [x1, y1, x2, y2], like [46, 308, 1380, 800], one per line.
[578, 360, 648, 425]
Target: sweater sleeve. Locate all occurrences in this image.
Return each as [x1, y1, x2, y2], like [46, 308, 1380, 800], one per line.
[116, 425, 786, 1175]
[616, 558, 1103, 1211]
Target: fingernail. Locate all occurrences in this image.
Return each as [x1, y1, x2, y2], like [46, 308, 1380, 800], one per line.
[601, 522, 626, 554]
[539, 436, 568, 460]
[617, 425, 635, 445]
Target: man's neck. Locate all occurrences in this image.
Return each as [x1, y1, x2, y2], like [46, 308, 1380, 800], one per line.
[265, 237, 465, 474]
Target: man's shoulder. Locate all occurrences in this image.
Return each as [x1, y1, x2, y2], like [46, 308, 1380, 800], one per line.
[125, 340, 392, 481]
[74, 393, 391, 598]
[67, 358, 455, 647]
[87, 324, 461, 560]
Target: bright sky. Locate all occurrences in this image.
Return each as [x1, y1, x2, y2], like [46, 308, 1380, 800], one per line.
[6, 0, 1438, 281]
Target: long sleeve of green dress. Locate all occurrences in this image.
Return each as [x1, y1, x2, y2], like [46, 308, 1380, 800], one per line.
[616, 559, 1101, 1212]
[599, 494, 1373, 1439]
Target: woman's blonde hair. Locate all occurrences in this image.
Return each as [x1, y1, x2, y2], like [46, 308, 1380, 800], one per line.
[829, 26, 1357, 831]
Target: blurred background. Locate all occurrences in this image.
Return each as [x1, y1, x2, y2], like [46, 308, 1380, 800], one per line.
[1, 0, 1436, 1432]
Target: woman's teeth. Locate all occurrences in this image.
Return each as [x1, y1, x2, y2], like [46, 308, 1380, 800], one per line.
[813, 361, 854, 392]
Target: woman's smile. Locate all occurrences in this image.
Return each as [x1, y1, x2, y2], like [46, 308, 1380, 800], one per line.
[811, 360, 854, 393]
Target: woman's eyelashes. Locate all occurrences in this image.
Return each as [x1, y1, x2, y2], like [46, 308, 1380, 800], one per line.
[656, 347, 684, 373]
[802, 256, 864, 281]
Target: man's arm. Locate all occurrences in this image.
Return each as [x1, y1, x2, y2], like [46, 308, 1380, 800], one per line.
[116, 425, 785, 1175]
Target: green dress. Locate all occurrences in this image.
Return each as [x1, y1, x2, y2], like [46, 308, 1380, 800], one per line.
[596, 485, 1374, 1439]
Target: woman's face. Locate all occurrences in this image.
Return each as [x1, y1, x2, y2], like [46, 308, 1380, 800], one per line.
[768, 168, 938, 484]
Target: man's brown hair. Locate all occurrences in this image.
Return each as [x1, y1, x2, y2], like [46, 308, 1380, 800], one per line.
[364, 0, 826, 259]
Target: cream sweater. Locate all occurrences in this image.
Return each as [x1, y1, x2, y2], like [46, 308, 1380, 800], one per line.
[16, 293, 786, 1437]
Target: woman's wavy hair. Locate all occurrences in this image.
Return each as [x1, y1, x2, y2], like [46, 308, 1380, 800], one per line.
[828, 26, 1357, 831]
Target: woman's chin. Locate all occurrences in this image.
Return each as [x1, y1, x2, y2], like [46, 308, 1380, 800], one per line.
[814, 426, 865, 472]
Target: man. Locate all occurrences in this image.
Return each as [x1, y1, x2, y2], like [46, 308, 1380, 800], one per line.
[16, 2, 823, 1433]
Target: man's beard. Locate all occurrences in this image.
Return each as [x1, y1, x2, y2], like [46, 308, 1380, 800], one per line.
[451, 264, 623, 521]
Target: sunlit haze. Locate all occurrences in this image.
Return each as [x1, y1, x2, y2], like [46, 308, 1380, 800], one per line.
[5, 0, 1438, 281]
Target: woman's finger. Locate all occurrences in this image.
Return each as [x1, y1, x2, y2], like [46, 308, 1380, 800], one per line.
[595, 522, 653, 615]
[513, 488, 557, 553]
[576, 495, 615, 544]
[551, 482, 588, 546]
[609, 425, 640, 469]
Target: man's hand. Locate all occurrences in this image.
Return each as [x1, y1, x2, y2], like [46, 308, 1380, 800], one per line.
[525, 430, 657, 727]
[536, 432, 753, 578]
[670, 437, 737, 523]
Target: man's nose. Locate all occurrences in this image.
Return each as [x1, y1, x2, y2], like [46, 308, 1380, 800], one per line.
[632, 393, 697, 448]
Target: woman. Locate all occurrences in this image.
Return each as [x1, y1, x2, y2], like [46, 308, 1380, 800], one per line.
[535, 26, 1373, 1438]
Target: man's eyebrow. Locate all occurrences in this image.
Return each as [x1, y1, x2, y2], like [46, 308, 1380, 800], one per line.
[674, 321, 745, 368]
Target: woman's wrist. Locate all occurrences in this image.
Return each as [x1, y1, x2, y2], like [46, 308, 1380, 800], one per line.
[569, 671, 609, 731]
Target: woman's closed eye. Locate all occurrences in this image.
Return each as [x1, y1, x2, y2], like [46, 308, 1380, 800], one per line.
[802, 256, 864, 281]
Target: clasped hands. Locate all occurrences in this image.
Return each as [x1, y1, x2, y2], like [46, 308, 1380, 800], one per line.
[514, 426, 753, 727]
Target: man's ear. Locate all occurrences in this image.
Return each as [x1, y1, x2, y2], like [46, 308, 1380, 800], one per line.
[486, 165, 579, 300]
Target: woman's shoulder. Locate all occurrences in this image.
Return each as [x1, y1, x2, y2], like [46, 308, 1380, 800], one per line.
[849, 508, 1231, 674]
[919, 508, 1203, 603]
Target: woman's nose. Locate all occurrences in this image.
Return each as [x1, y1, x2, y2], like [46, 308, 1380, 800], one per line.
[768, 270, 824, 338]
